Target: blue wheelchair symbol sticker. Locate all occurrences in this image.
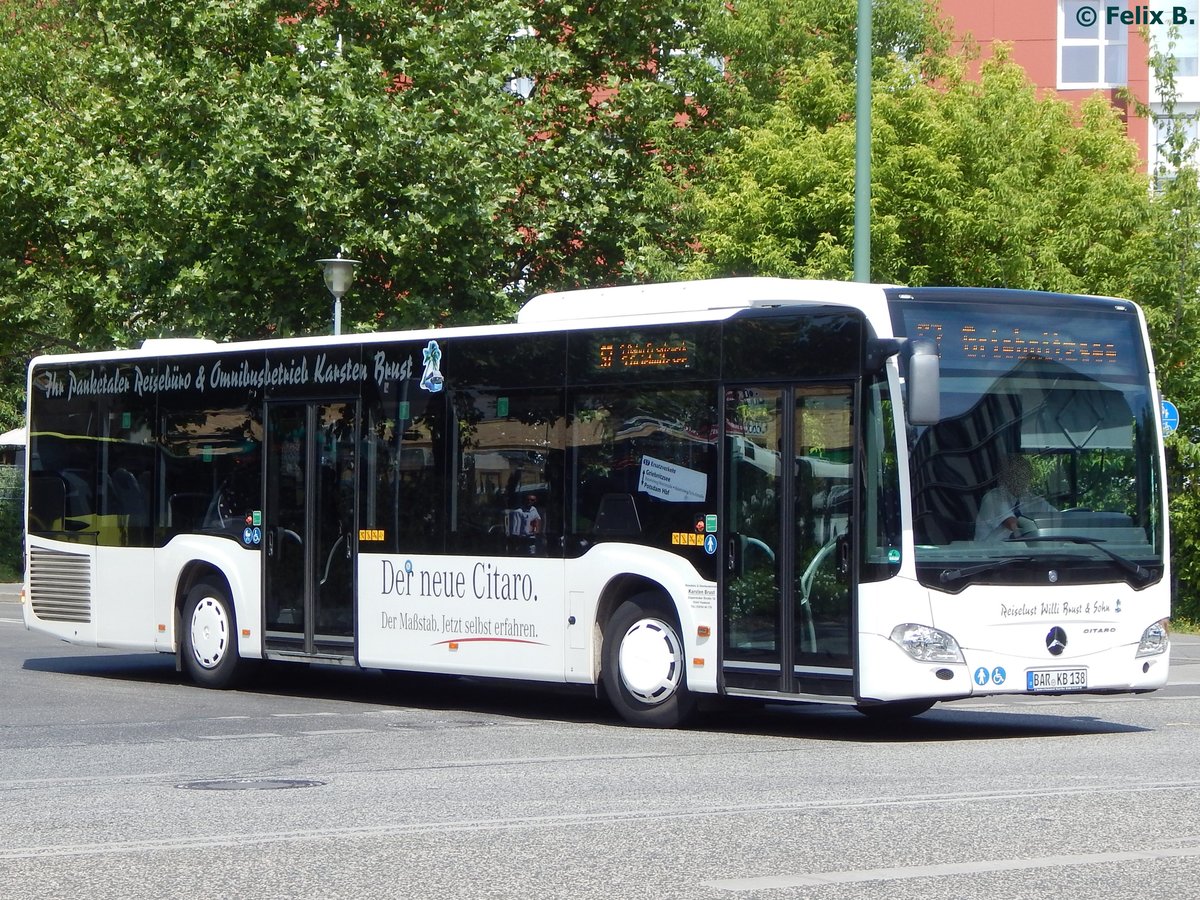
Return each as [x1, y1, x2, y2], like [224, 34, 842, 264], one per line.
[991, 666, 1006, 686]
[974, 667, 990, 686]
[251, 527, 262, 545]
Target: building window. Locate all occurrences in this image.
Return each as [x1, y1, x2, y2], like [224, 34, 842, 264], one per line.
[1059, 0, 1128, 88]
[1152, 3, 1200, 77]
[1150, 107, 1200, 185]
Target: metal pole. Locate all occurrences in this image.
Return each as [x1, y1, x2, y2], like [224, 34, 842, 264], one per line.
[853, 0, 872, 283]
[333, 297, 342, 336]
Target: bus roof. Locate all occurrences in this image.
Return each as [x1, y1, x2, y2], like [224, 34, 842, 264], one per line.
[29, 278, 903, 368]
[29, 280, 1144, 370]
[517, 277, 892, 324]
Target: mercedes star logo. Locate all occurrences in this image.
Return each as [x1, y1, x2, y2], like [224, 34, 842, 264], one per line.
[1046, 626, 1068, 656]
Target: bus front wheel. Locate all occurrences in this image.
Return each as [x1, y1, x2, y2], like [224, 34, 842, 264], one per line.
[182, 580, 247, 689]
[602, 596, 696, 728]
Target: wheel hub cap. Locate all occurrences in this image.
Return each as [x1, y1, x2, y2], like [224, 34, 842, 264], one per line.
[618, 618, 683, 705]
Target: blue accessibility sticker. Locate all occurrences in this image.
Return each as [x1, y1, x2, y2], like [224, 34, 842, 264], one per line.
[991, 666, 1007, 686]
[704, 534, 718, 555]
[974, 666, 990, 686]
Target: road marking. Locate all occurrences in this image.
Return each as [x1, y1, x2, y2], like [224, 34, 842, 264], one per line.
[300, 728, 373, 736]
[5, 782, 1200, 860]
[271, 712, 340, 718]
[703, 845, 1200, 890]
[196, 733, 280, 741]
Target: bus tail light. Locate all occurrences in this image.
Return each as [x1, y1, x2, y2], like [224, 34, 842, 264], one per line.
[1136, 620, 1169, 658]
[890, 624, 964, 664]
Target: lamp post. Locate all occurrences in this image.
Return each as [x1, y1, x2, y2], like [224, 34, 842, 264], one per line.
[853, 0, 872, 283]
[317, 254, 360, 336]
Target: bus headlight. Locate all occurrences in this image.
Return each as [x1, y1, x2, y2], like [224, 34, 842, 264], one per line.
[1136, 620, 1169, 658]
[890, 624, 964, 664]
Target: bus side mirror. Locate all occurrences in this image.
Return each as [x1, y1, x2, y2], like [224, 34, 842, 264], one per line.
[906, 340, 940, 425]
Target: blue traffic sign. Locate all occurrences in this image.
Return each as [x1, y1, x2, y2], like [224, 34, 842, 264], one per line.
[1162, 399, 1180, 436]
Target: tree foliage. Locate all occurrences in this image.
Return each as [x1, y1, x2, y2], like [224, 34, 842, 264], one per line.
[1127, 30, 1200, 621]
[0, 0, 725, 426]
[6, 0, 1200, 620]
[687, 48, 1155, 294]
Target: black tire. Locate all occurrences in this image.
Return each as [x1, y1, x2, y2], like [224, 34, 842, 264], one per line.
[181, 580, 248, 689]
[855, 699, 935, 721]
[602, 596, 697, 728]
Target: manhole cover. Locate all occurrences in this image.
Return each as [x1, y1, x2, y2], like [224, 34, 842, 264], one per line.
[178, 778, 326, 791]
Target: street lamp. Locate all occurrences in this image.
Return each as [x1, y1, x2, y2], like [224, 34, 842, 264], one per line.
[317, 253, 360, 336]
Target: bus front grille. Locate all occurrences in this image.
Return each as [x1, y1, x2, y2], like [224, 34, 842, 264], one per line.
[29, 547, 92, 623]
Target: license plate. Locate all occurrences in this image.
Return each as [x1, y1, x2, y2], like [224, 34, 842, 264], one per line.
[1027, 668, 1088, 691]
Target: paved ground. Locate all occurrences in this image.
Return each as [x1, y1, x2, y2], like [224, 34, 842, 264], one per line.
[3, 582, 1200, 899]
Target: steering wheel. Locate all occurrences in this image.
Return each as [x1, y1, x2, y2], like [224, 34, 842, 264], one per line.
[1013, 516, 1039, 539]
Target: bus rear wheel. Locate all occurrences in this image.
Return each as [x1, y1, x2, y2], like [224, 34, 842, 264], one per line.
[182, 580, 248, 689]
[602, 596, 696, 728]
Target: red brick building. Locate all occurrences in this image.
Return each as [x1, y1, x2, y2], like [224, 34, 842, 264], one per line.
[938, 0, 1199, 173]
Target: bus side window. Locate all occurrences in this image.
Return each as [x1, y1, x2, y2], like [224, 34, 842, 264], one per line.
[61, 469, 93, 518]
[451, 389, 564, 558]
[593, 493, 641, 537]
[111, 468, 149, 526]
[168, 492, 209, 530]
[29, 474, 67, 533]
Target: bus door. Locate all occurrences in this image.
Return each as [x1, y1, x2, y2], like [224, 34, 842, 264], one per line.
[722, 383, 856, 697]
[263, 400, 358, 658]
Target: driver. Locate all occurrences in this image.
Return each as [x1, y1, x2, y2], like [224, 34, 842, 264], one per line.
[974, 454, 1056, 542]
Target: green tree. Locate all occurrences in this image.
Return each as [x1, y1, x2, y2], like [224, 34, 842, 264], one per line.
[0, 0, 728, 430]
[687, 48, 1155, 292]
[701, 0, 947, 122]
[1124, 28, 1200, 621]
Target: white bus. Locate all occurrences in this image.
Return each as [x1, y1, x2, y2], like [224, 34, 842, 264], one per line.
[20, 278, 1171, 726]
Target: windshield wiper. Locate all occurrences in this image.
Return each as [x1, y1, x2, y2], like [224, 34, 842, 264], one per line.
[1013, 535, 1154, 584]
[939, 556, 1034, 585]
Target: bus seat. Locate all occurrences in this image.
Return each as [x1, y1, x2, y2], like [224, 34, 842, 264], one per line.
[111, 468, 149, 525]
[61, 469, 93, 516]
[29, 474, 67, 531]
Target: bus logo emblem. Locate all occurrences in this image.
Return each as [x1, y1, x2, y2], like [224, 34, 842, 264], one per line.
[1046, 627, 1068, 656]
[420, 340, 444, 393]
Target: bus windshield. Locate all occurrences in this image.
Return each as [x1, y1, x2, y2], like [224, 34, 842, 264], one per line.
[891, 293, 1165, 591]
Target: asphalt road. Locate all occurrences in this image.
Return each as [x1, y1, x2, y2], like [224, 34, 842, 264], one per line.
[3, 582, 1200, 899]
